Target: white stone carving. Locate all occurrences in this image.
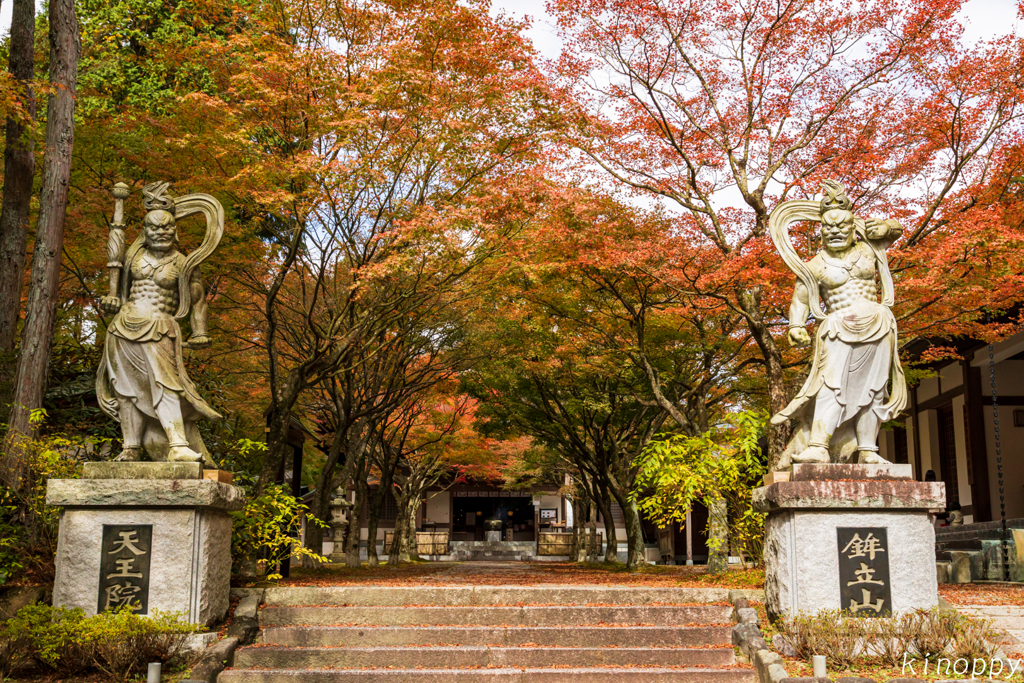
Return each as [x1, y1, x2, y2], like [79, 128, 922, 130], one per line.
[96, 182, 224, 465]
[769, 181, 908, 468]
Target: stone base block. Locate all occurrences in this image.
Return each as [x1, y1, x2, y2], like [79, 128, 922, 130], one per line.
[83, 461, 203, 480]
[48, 478, 243, 627]
[764, 508, 939, 621]
[758, 477, 944, 622]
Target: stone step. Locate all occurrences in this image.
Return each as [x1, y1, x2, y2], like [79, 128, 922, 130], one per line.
[233, 645, 736, 670]
[260, 624, 733, 648]
[220, 666, 756, 683]
[261, 585, 741, 607]
[259, 604, 734, 627]
[451, 542, 538, 549]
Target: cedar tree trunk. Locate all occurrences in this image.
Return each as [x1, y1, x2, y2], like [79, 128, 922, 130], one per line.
[0, 0, 36, 356]
[7, 0, 79, 443]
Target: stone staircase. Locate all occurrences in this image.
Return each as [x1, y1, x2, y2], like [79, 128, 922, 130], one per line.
[449, 540, 541, 561]
[219, 585, 756, 682]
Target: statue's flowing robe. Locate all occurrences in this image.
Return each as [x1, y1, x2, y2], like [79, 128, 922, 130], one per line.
[773, 281, 907, 465]
[96, 251, 220, 441]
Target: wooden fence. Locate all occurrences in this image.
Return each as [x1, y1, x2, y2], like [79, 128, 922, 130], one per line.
[383, 531, 449, 556]
[537, 532, 573, 556]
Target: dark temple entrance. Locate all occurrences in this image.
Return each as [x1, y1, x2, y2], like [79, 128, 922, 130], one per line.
[452, 495, 536, 541]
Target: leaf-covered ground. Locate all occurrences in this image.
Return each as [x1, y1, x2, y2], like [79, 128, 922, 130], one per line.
[939, 583, 1024, 606]
[254, 561, 765, 588]
[783, 656, 1024, 682]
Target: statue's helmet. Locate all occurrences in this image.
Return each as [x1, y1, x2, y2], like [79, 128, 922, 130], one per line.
[819, 179, 852, 213]
[142, 181, 175, 211]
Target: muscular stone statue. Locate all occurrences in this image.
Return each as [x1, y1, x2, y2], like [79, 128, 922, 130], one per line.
[96, 182, 224, 465]
[769, 181, 907, 468]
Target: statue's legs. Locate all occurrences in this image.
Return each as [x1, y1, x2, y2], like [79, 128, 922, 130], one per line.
[794, 390, 843, 463]
[114, 394, 145, 461]
[854, 396, 890, 464]
[154, 390, 204, 462]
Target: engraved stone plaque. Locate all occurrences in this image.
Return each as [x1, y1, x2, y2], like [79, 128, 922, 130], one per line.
[98, 524, 152, 614]
[837, 527, 891, 616]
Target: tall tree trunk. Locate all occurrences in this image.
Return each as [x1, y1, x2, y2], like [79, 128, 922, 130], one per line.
[404, 494, 420, 562]
[572, 499, 588, 562]
[595, 493, 617, 563]
[738, 289, 789, 468]
[7, 0, 78, 444]
[365, 486, 384, 567]
[345, 468, 367, 567]
[260, 393, 300, 496]
[616, 492, 646, 570]
[587, 504, 599, 562]
[706, 493, 729, 574]
[303, 425, 355, 562]
[0, 0, 36, 368]
[389, 493, 409, 565]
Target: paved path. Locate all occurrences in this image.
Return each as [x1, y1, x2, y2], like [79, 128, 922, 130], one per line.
[956, 604, 1024, 659]
[429, 560, 547, 582]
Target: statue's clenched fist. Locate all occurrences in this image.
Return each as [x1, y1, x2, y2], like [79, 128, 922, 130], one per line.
[100, 295, 122, 314]
[788, 326, 811, 348]
[184, 335, 211, 350]
[864, 217, 890, 241]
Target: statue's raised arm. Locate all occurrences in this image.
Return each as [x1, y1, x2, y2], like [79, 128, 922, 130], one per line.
[96, 182, 225, 466]
[768, 180, 907, 469]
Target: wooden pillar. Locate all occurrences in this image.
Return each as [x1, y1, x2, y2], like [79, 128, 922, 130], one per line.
[963, 359, 992, 522]
[911, 385, 923, 481]
[291, 443, 303, 498]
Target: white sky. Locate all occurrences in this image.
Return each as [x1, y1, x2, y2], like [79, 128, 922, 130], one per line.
[490, 0, 1022, 59]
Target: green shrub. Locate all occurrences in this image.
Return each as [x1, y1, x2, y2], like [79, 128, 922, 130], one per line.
[0, 413, 91, 584]
[0, 611, 34, 680]
[0, 603, 198, 681]
[7, 603, 95, 675]
[231, 482, 327, 581]
[89, 608, 198, 682]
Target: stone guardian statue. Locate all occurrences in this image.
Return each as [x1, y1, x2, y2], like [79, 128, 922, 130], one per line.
[96, 182, 224, 465]
[769, 181, 907, 468]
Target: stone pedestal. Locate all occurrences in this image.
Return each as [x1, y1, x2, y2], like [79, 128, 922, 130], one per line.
[486, 530, 502, 543]
[755, 464, 945, 621]
[46, 463, 244, 627]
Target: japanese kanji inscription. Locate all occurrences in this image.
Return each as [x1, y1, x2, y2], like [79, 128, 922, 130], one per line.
[837, 527, 892, 616]
[98, 524, 152, 614]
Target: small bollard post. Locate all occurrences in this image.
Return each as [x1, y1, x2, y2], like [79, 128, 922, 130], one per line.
[812, 655, 827, 678]
[147, 662, 162, 683]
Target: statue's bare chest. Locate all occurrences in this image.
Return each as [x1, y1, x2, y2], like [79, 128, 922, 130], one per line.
[128, 251, 181, 313]
[813, 246, 879, 310]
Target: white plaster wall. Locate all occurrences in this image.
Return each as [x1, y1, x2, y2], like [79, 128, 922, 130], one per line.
[878, 429, 895, 463]
[952, 395, 973, 515]
[985, 405, 1024, 520]
[907, 414, 919, 479]
[918, 409, 939, 478]
[425, 491, 450, 524]
[919, 376, 940, 402]
[981, 360, 1024, 397]
[940, 363, 963, 391]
